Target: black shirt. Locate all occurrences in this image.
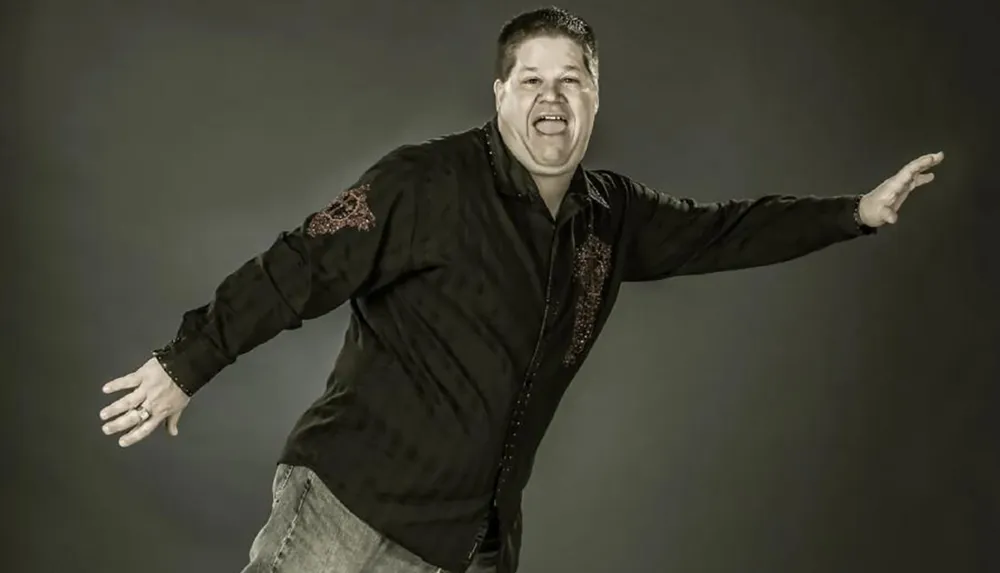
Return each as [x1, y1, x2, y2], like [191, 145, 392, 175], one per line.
[153, 117, 873, 573]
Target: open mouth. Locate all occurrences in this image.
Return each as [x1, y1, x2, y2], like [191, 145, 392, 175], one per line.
[532, 114, 569, 135]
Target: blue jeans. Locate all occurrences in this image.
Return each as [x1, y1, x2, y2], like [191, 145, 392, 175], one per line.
[241, 465, 498, 573]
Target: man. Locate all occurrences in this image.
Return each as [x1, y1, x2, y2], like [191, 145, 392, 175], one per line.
[98, 6, 942, 573]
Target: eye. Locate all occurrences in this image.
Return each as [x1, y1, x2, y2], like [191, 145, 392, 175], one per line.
[561, 77, 580, 84]
[522, 77, 542, 85]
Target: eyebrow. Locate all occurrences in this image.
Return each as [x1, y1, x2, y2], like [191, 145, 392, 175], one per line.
[520, 65, 583, 73]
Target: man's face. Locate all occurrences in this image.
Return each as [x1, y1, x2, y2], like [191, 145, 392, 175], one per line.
[494, 35, 599, 178]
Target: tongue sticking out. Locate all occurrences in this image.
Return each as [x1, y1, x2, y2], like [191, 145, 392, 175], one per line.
[534, 119, 568, 135]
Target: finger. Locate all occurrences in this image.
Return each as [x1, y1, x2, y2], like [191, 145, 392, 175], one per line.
[874, 171, 910, 202]
[99, 389, 146, 421]
[892, 172, 935, 211]
[119, 415, 163, 447]
[902, 151, 944, 176]
[913, 172, 935, 187]
[892, 179, 917, 210]
[166, 410, 183, 436]
[103, 373, 142, 394]
[102, 407, 147, 436]
[883, 207, 898, 224]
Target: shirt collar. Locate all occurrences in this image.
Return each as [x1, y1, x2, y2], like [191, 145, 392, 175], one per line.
[481, 116, 609, 210]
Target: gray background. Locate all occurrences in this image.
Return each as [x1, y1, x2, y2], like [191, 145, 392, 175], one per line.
[4, 0, 998, 572]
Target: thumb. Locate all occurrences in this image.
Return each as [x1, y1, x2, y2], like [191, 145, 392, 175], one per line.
[166, 410, 183, 436]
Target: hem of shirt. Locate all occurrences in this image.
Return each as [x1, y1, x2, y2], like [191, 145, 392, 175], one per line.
[273, 452, 473, 573]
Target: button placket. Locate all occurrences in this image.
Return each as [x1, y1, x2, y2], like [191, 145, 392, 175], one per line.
[497, 358, 540, 488]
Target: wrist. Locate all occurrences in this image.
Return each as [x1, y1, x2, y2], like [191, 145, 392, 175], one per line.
[151, 333, 219, 397]
[852, 194, 878, 234]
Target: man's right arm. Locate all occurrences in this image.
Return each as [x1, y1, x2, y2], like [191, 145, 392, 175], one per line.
[152, 146, 437, 397]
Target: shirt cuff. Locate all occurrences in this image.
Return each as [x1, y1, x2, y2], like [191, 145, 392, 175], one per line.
[151, 333, 226, 397]
[847, 194, 877, 236]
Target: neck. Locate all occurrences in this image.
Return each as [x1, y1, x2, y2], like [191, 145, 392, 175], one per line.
[531, 172, 573, 217]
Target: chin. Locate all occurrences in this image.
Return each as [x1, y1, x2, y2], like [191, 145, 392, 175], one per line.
[526, 146, 574, 171]
[528, 160, 577, 176]
[531, 146, 578, 168]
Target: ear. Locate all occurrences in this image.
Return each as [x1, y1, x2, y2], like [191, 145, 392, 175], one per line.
[493, 79, 504, 112]
[593, 81, 600, 114]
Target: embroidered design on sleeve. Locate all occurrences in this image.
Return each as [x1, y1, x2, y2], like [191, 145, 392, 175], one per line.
[564, 233, 612, 366]
[305, 183, 376, 237]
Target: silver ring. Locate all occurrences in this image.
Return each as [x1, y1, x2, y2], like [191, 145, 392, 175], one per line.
[135, 406, 151, 422]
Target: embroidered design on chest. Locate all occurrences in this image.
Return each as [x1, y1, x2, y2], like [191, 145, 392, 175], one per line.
[564, 233, 612, 366]
[306, 183, 375, 237]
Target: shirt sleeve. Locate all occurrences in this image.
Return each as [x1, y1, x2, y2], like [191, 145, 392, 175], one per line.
[622, 178, 875, 282]
[152, 146, 438, 396]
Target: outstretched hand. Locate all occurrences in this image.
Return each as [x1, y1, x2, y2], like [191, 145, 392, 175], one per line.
[99, 357, 190, 447]
[857, 152, 944, 227]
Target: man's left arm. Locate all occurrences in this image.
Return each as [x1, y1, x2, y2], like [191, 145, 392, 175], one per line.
[622, 152, 943, 281]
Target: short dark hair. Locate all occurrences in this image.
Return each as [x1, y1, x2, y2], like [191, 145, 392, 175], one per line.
[494, 6, 599, 82]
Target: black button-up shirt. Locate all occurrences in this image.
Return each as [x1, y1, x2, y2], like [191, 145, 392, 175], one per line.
[153, 116, 873, 573]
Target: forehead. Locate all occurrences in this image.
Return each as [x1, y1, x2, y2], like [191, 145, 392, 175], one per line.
[510, 36, 586, 71]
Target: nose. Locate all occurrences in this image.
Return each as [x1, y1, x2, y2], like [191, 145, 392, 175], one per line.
[538, 79, 565, 102]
